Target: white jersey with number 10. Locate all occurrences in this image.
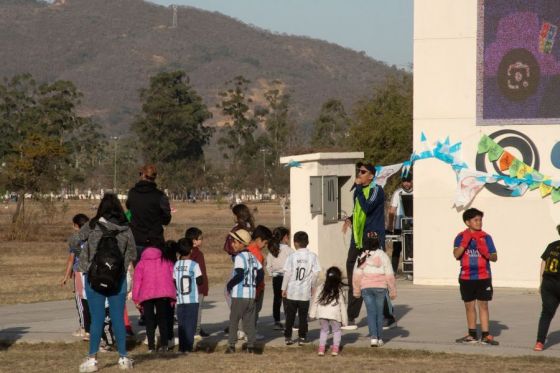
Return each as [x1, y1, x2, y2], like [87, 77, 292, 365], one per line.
[283, 248, 321, 301]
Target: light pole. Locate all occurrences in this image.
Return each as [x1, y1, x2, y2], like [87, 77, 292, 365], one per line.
[112, 136, 118, 193]
[260, 148, 267, 196]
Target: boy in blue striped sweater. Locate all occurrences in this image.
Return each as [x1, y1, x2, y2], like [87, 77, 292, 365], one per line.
[173, 238, 204, 353]
[225, 229, 264, 354]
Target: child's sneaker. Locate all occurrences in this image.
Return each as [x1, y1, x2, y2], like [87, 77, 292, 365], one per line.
[237, 330, 247, 341]
[298, 337, 309, 346]
[285, 338, 294, 346]
[480, 335, 499, 346]
[370, 338, 379, 347]
[79, 357, 98, 373]
[455, 335, 477, 344]
[317, 345, 325, 356]
[331, 345, 339, 356]
[117, 356, 133, 370]
[377, 339, 384, 347]
[82, 332, 90, 342]
[534, 342, 544, 351]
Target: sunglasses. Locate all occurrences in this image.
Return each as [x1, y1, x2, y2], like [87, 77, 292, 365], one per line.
[358, 169, 370, 175]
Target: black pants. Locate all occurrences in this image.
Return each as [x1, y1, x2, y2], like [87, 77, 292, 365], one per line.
[284, 299, 309, 339]
[272, 276, 285, 322]
[347, 242, 395, 322]
[81, 299, 91, 333]
[142, 298, 171, 349]
[537, 277, 560, 343]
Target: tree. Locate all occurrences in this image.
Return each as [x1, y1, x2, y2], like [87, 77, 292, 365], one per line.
[217, 76, 264, 190]
[347, 75, 412, 165]
[263, 82, 294, 163]
[132, 70, 213, 191]
[0, 74, 104, 224]
[311, 99, 351, 150]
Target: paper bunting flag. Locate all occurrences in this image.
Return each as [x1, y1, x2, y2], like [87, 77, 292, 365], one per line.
[434, 138, 462, 165]
[454, 169, 497, 208]
[487, 142, 504, 162]
[374, 163, 403, 187]
[511, 183, 529, 197]
[499, 151, 514, 171]
[516, 164, 533, 179]
[540, 182, 553, 197]
[401, 161, 412, 178]
[509, 159, 523, 178]
[477, 134, 494, 154]
[552, 188, 560, 203]
[412, 132, 434, 161]
[284, 160, 302, 168]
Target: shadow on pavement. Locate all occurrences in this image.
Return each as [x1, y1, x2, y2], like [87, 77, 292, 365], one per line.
[0, 327, 29, 350]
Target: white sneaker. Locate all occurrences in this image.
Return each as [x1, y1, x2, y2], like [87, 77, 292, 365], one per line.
[79, 357, 98, 373]
[341, 324, 358, 331]
[73, 328, 86, 337]
[370, 338, 379, 347]
[118, 356, 134, 370]
[377, 339, 384, 347]
[237, 330, 247, 341]
[194, 334, 202, 341]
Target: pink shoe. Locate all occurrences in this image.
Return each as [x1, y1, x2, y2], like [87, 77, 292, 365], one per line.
[331, 345, 339, 356]
[317, 345, 325, 356]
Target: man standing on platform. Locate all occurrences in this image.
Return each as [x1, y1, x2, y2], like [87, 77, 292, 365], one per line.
[342, 162, 387, 329]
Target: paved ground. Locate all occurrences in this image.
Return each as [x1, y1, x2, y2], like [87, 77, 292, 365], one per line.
[1, 279, 559, 357]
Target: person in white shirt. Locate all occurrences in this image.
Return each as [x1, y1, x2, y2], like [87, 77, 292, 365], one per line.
[387, 172, 413, 273]
[282, 231, 321, 345]
[266, 227, 293, 330]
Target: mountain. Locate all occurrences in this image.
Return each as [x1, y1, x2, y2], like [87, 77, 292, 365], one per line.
[0, 0, 406, 140]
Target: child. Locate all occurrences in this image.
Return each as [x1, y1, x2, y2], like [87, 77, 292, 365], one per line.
[247, 225, 272, 333]
[225, 229, 264, 354]
[353, 232, 396, 347]
[310, 266, 348, 356]
[534, 224, 560, 351]
[61, 213, 91, 340]
[453, 208, 499, 345]
[223, 204, 255, 257]
[266, 227, 293, 330]
[282, 231, 321, 346]
[132, 237, 176, 352]
[185, 227, 209, 339]
[173, 238, 204, 353]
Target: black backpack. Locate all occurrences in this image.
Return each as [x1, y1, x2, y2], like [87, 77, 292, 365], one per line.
[88, 223, 126, 295]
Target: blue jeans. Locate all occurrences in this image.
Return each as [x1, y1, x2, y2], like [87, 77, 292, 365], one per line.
[362, 288, 387, 339]
[177, 303, 198, 352]
[85, 276, 127, 357]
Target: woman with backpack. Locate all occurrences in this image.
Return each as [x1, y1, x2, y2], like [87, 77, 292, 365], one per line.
[78, 193, 137, 372]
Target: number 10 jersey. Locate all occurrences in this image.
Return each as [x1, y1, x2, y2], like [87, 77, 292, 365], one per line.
[282, 248, 321, 301]
[174, 259, 202, 304]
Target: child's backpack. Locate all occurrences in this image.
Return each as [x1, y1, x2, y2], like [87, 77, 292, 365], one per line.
[88, 223, 125, 295]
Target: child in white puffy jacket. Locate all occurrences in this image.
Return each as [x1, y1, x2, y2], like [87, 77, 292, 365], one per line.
[353, 232, 396, 347]
[310, 266, 348, 356]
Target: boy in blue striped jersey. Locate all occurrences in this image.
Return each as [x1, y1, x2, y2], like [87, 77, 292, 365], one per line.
[225, 229, 264, 354]
[173, 238, 204, 353]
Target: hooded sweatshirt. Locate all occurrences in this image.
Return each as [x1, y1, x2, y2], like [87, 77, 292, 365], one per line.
[352, 249, 396, 298]
[126, 180, 172, 246]
[132, 247, 176, 304]
[78, 217, 137, 273]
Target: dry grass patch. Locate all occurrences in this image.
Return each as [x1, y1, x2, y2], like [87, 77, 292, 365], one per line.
[0, 342, 559, 373]
[0, 200, 286, 304]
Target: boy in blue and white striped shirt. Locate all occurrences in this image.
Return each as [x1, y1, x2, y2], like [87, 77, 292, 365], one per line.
[225, 229, 264, 354]
[173, 238, 204, 353]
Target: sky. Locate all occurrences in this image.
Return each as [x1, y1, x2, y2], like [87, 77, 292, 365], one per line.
[147, 0, 413, 69]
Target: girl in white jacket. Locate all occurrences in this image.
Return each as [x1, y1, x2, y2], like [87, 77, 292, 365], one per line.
[310, 266, 348, 356]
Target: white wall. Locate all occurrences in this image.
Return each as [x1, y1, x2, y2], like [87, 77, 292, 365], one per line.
[281, 153, 363, 275]
[414, 0, 560, 288]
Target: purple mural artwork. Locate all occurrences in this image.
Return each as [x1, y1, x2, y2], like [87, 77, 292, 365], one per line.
[478, 0, 560, 124]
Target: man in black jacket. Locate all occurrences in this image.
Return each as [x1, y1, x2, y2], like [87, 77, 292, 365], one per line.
[126, 164, 172, 261]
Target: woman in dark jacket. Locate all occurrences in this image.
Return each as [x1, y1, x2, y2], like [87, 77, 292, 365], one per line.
[78, 193, 136, 372]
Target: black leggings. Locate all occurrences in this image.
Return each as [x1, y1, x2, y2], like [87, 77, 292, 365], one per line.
[142, 298, 172, 349]
[537, 277, 560, 343]
[272, 276, 285, 322]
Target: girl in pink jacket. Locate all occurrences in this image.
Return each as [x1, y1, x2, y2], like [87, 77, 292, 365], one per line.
[132, 239, 176, 352]
[352, 233, 396, 347]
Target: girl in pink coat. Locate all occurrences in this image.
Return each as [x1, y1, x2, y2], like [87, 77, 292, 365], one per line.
[132, 238, 176, 352]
